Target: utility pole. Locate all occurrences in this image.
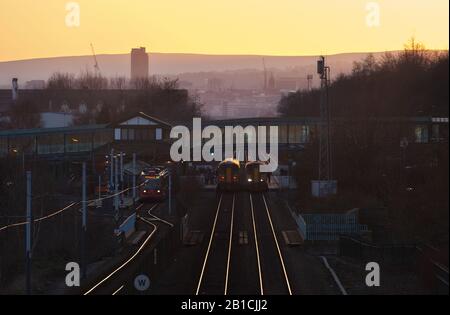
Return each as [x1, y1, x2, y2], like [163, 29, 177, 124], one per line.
[22, 151, 25, 174]
[120, 152, 124, 185]
[98, 175, 102, 202]
[110, 149, 114, 192]
[119, 152, 124, 207]
[114, 155, 119, 224]
[132, 153, 137, 201]
[168, 169, 172, 216]
[25, 171, 32, 295]
[81, 162, 87, 279]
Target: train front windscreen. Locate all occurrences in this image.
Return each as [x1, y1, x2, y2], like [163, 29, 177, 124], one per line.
[144, 179, 161, 190]
[140, 176, 167, 200]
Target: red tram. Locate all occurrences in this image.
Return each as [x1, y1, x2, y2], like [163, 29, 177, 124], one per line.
[139, 167, 169, 201]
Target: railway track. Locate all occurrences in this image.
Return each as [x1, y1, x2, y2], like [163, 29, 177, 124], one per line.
[252, 193, 292, 295]
[196, 192, 293, 295]
[196, 193, 235, 295]
[83, 203, 160, 295]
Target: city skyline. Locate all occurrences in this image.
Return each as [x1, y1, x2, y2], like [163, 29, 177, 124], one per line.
[0, 0, 448, 62]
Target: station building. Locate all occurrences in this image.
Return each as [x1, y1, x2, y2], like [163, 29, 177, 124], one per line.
[0, 114, 448, 162]
[0, 112, 173, 160]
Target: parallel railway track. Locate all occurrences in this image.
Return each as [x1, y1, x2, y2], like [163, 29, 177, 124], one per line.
[196, 192, 293, 295]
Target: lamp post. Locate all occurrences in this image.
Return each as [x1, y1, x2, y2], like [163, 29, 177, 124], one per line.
[25, 171, 32, 295]
[400, 137, 409, 169]
[81, 162, 87, 279]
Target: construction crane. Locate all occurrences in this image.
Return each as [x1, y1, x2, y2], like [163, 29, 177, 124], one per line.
[90, 43, 100, 74]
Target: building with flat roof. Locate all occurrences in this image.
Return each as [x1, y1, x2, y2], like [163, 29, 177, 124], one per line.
[25, 80, 46, 89]
[131, 47, 149, 80]
[0, 112, 172, 160]
[276, 77, 300, 91]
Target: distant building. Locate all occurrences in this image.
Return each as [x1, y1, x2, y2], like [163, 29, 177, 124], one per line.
[178, 80, 193, 89]
[131, 47, 149, 80]
[40, 112, 73, 128]
[0, 88, 188, 121]
[276, 77, 299, 91]
[0, 79, 18, 114]
[0, 90, 12, 114]
[25, 80, 46, 89]
[207, 78, 223, 92]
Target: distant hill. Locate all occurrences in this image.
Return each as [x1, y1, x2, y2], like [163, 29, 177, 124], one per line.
[0, 51, 397, 88]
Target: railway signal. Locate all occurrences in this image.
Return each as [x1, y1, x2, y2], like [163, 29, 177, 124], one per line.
[314, 56, 337, 198]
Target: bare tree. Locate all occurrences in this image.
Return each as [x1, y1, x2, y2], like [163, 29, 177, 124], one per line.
[109, 76, 128, 90]
[401, 37, 428, 67]
[47, 72, 76, 89]
[76, 70, 108, 90]
[130, 76, 158, 90]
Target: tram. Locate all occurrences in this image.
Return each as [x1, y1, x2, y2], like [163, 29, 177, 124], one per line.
[139, 167, 169, 201]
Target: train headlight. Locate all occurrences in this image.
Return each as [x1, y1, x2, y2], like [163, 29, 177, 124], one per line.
[157, 190, 161, 193]
[143, 190, 147, 193]
[248, 178, 253, 182]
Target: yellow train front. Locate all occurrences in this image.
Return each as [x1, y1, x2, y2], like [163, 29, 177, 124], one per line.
[217, 159, 241, 191]
[245, 161, 269, 192]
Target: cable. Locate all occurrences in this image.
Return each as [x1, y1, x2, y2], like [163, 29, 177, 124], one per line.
[0, 181, 146, 232]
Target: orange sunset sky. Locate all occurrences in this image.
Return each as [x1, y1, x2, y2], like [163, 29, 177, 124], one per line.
[0, 0, 448, 62]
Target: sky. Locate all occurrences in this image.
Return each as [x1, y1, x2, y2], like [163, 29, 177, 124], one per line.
[0, 0, 448, 62]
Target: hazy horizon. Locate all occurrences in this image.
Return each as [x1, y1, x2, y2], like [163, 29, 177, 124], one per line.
[0, 49, 408, 87]
[0, 48, 411, 64]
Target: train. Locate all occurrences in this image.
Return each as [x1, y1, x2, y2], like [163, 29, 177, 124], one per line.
[216, 159, 269, 192]
[245, 161, 269, 191]
[139, 166, 169, 201]
[217, 158, 241, 191]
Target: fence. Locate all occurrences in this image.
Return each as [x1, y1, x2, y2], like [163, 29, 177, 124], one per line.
[297, 213, 368, 241]
[285, 202, 369, 241]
